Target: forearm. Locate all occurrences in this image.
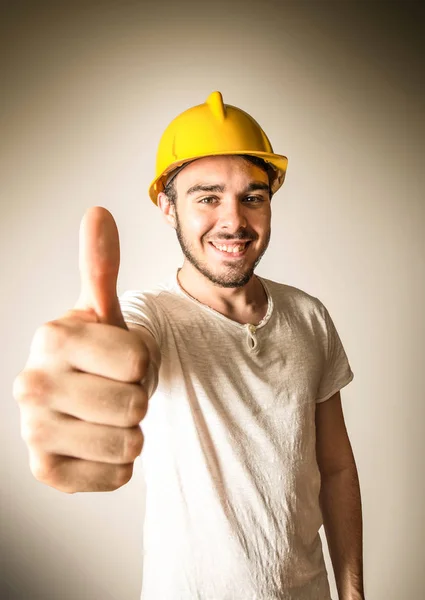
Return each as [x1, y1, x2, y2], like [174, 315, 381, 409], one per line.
[319, 464, 365, 600]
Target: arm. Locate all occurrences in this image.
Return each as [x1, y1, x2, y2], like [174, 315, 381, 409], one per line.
[315, 391, 365, 600]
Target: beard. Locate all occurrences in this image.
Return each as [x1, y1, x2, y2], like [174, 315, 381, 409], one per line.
[174, 210, 270, 288]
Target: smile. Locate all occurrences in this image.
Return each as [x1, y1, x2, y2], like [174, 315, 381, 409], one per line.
[209, 241, 251, 257]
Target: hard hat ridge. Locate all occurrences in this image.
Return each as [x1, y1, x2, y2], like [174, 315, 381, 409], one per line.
[206, 91, 227, 123]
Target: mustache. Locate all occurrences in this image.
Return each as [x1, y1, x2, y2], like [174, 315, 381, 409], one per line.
[206, 229, 258, 242]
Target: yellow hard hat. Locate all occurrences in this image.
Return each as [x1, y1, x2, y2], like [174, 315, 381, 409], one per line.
[148, 91, 288, 204]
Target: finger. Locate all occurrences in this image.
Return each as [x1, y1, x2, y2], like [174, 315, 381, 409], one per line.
[28, 320, 149, 382]
[54, 371, 148, 427]
[67, 322, 150, 381]
[75, 206, 127, 329]
[29, 452, 135, 493]
[15, 367, 148, 426]
[28, 413, 144, 465]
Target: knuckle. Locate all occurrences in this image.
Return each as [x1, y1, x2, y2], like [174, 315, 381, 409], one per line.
[12, 371, 26, 403]
[127, 339, 149, 382]
[31, 320, 69, 357]
[21, 415, 50, 449]
[122, 426, 144, 462]
[13, 369, 52, 408]
[113, 463, 134, 489]
[126, 385, 148, 426]
[29, 452, 58, 486]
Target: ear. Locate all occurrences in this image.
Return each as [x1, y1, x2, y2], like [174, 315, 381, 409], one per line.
[157, 192, 177, 229]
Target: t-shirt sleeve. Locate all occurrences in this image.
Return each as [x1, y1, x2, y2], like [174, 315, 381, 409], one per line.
[118, 289, 162, 348]
[118, 290, 163, 399]
[316, 304, 354, 403]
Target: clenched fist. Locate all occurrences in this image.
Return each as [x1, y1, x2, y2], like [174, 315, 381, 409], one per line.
[13, 207, 159, 493]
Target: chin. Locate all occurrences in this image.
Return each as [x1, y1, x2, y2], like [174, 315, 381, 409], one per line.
[214, 275, 253, 288]
[199, 264, 256, 288]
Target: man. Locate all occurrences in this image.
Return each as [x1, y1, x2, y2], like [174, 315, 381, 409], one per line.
[14, 92, 364, 599]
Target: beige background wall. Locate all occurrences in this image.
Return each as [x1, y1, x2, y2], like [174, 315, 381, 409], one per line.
[1, 1, 424, 598]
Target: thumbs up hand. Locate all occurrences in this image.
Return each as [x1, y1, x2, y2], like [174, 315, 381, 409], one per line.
[13, 207, 152, 493]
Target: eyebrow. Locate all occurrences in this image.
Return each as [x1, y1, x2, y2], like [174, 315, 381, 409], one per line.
[186, 181, 270, 197]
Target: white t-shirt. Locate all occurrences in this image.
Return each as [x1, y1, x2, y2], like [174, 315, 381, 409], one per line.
[119, 273, 354, 600]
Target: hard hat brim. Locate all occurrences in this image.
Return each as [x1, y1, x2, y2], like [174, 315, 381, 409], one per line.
[148, 151, 288, 205]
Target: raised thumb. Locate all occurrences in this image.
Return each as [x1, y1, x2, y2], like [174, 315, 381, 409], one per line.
[75, 206, 127, 329]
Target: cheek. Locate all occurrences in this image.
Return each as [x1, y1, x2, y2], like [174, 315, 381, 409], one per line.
[251, 211, 271, 235]
[183, 211, 214, 239]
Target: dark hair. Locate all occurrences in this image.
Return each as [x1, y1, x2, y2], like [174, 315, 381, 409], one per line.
[163, 154, 274, 205]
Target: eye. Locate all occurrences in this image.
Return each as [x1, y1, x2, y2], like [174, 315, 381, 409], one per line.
[198, 196, 218, 204]
[243, 195, 264, 204]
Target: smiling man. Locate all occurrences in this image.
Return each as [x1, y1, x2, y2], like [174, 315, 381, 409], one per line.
[119, 92, 364, 599]
[15, 91, 364, 600]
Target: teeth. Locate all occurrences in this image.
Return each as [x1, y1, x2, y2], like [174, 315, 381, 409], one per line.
[213, 243, 246, 253]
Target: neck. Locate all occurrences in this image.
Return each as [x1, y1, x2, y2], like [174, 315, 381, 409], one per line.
[177, 261, 268, 325]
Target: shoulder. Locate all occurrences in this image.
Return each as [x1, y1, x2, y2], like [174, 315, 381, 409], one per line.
[259, 276, 326, 317]
[118, 278, 183, 344]
[119, 277, 195, 327]
[120, 277, 180, 307]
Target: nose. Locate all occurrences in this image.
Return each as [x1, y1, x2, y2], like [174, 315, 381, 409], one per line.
[217, 199, 248, 231]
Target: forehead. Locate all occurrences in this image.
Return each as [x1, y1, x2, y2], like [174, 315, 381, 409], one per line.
[175, 155, 269, 191]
